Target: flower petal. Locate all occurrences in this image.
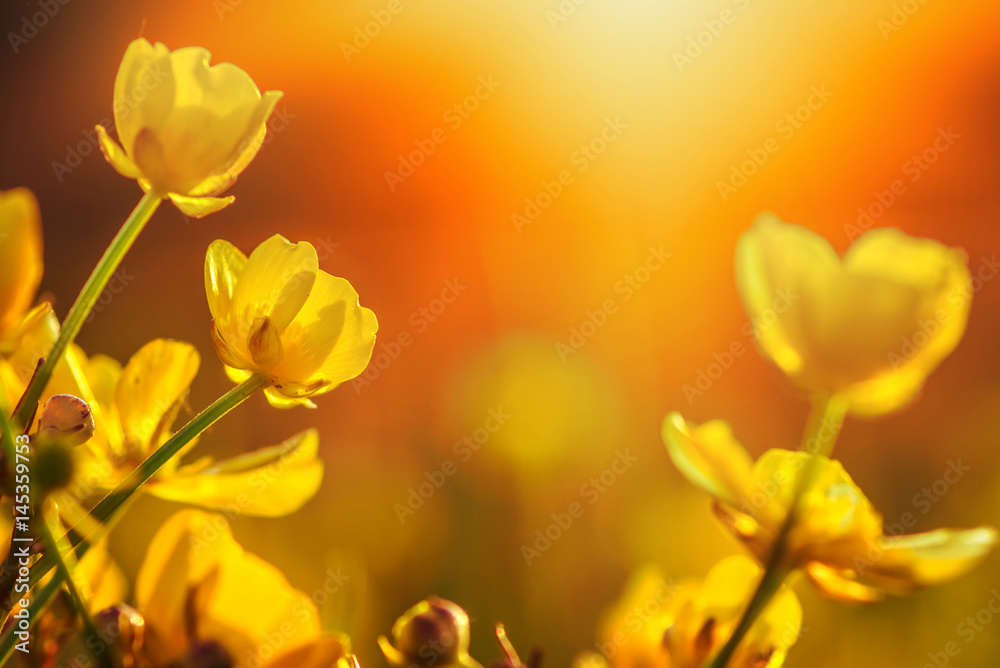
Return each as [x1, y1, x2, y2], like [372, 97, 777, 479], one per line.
[860, 526, 997, 594]
[272, 270, 378, 386]
[148, 430, 323, 517]
[804, 561, 883, 604]
[115, 340, 200, 454]
[95, 124, 142, 180]
[205, 240, 248, 324]
[169, 193, 234, 218]
[231, 235, 318, 336]
[661, 412, 753, 507]
[268, 634, 353, 668]
[0, 188, 43, 338]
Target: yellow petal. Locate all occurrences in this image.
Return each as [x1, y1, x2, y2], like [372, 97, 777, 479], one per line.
[266, 634, 352, 668]
[148, 429, 324, 517]
[272, 270, 378, 387]
[75, 539, 128, 613]
[205, 240, 248, 325]
[805, 561, 883, 604]
[168, 193, 234, 218]
[115, 340, 200, 454]
[0, 188, 43, 338]
[661, 412, 753, 507]
[113, 39, 174, 158]
[264, 386, 316, 409]
[188, 90, 284, 197]
[231, 235, 318, 336]
[860, 526, 997, 594]
[95, 124, 142, 180]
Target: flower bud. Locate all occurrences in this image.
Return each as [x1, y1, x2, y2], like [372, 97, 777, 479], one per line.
[379, 597, 479, 668]
[33, 440, 76, 493]
[37, 394, 95, 447]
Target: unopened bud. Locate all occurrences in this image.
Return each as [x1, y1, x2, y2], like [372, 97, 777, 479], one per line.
[37, 394, 95, 447]
[379, 597, 478, 668]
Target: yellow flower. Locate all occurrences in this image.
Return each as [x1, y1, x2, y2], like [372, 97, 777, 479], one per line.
[205, 234, 378, 409]
[663, 412, 997, 602]
[96, 38, 282, 218]
[50, 339, 323, 520]
[735, 214, 971, 416]
[379, 597, 481, 668]
[585, 557, 801, 668]
[0, 188, 59, 410]
[135, 510, 354, 668]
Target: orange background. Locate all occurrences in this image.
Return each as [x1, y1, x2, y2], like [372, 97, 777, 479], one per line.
[2, 0, 1000, 666]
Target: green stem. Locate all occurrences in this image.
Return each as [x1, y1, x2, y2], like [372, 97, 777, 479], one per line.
[88, 374, 268, 524]
[0, 375, 267, 665]
[705, 395, 847, 668]
[14, 191, 163, 429]
[38, 512, 118, 668]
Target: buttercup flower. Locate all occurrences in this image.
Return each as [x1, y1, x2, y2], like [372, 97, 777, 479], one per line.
[379, 597, 481, 668]
[96, 38, 282, 218]
[48, 339, 323, 520]
[735, 214, 971, 416]
[0, 188, 59, 409]
[663, 412, 997, 602]
[134, 510, 355, 668]
[579, 556, 801, 668]
[205, 234, 378, 408]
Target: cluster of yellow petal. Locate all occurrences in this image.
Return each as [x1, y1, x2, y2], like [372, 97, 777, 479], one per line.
[736, 214, 971, 416]
[43, 339, 324, 522]
[68, 510, 354, 668]
[206, 234, 379, 408]
[579, 557, 801, 668]
[96, 39, 282, 217]
[663, 412, 997, 603]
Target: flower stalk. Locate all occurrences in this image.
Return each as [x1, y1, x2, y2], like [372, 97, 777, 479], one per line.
[704, 395, 846, 668]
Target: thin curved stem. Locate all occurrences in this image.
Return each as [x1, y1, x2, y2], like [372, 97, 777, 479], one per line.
[14, 191, 163, 429]
[705, 395, 847, 668]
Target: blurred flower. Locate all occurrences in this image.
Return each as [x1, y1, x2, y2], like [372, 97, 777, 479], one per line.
[0, 187, 59, 410]
[205, 235, 378, 408]
[379, 596, 482, 668]
[663, 412, 997, 602]
[134, 509, 355, 668]
[735, 214, 971, 416]
[50, 339, 323, 519]
[95, 38, 282, 218]
[583, 556, 801, 668]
